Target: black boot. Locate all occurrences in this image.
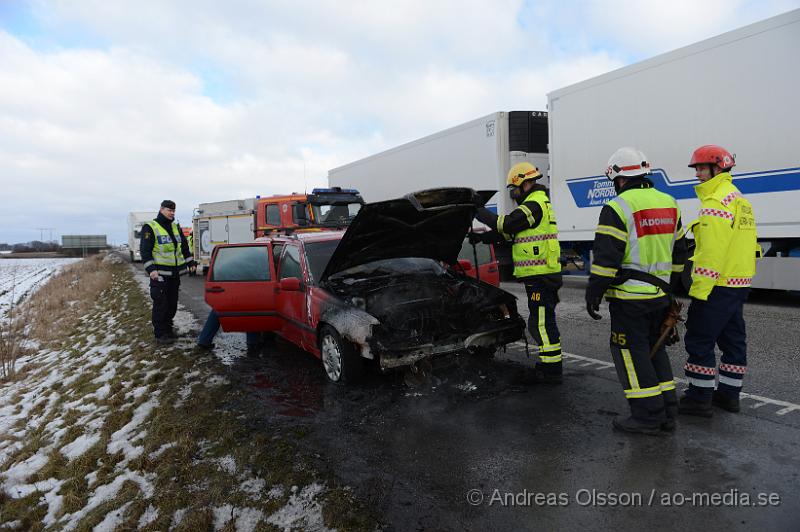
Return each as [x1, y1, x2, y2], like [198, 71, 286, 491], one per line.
[612, 416, 663, 436]
[678, 394, 713, 417]
[535, 362, 563, 385]
[662, 402, 678, 432]
[712, 390, 740, 413]
[661, 389, 679, 432]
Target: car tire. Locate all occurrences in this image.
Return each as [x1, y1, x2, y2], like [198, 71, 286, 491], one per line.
[129, 250, 134, 262]
[319, 325, 363, 385]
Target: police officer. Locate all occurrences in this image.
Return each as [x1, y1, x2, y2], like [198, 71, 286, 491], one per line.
[679, 145, 758, 417]
[585, 147, 688, 435]
[473, 162, 563, 384]
[140, 200, 195, 344]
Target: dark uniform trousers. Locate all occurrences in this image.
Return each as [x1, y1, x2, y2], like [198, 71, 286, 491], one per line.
[524, 277, 561, 370]
[150, 276, 180, 338]
[684, 287, 749, 401]
[609, 299, 676, 424]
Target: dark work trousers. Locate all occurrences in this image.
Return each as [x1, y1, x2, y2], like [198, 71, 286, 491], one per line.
[608, 299, 676, 425]
[523, 278, 561, 373]
[150, 276, 180, 338]
[684, 287, 749, 401]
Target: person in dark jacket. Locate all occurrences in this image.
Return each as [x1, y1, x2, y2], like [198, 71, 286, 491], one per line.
[472, 162, 563, 384]
[140, 200, 195, 344]
[585, 147, 688, 435]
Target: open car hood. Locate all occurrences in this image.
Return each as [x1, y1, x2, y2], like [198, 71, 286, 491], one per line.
[321, 187, 496, 281]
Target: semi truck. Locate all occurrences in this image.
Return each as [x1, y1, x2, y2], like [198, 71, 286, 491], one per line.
[327, 9, 800, 290]
[192, 188, 364, 271]
[127, 211, 158, 262]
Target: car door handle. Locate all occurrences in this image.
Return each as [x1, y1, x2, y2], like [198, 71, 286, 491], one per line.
[206, 286, 225, 293]
[487, 266, 498, 273]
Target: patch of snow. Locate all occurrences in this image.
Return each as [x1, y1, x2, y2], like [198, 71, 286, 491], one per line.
[2, 452, 49, 489]
[236, 508, 265, 532]
[213, 504, 234, 529]
[61, 433, 101, 461]
[171, 508, 187, 529]
[148, 442, 176, 460]
[137, 504, 158, 528]
[93, 383, 112, 400]
[124, 385, 149, 400]
[61, 471, 154, 530]
[94, 501, 132, 532]
[239, 478, 266, 500]
[217, 455, 237, 475]
[107, 397, 159, 462]
[266, 483, 331, 532]
[267, 485, 285, 500]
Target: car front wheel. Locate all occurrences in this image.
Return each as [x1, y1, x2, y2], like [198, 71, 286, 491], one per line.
[319, 326, 363, 385]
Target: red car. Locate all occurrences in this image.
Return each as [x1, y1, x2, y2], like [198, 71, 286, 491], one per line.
[205, 188, 524, 384]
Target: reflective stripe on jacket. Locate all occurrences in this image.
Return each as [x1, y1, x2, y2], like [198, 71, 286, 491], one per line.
[145, 220, 187, 274]
[602, 188, 680, 300]
[689, 172, 759, 300]
[504, 190, 561, 277]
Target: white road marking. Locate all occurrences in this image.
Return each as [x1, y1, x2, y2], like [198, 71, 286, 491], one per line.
[506, 344, 800, 418]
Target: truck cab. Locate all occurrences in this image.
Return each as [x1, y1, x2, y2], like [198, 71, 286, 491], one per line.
[254, 187, 364, 236]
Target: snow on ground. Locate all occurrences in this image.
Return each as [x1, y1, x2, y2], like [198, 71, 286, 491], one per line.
[0, 258, 79, 321]
[0, 261, 338, 529]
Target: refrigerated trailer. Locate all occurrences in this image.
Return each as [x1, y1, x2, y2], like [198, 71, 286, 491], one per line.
[547, 8, 800, 290]
[328, 111, 549, 218]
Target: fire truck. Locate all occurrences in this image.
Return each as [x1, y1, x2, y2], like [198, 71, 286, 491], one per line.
[193, 188, 364, 271]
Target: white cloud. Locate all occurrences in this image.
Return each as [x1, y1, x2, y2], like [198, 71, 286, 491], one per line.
[0, 0, 797, 243]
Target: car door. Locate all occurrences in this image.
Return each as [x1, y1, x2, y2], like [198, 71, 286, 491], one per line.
[275, 243, 313, 346]
[204, 243, 280, 332]
[458, 237, 500, 287]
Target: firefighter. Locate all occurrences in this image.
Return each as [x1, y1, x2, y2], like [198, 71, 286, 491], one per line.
[679, 145, 758, 417]
[140, 200, 196, 345]
[472, 162, 563, 384]
[585, 147, 688, 435]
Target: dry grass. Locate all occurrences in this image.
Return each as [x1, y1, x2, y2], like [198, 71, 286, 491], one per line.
[19, 255, 112, 344]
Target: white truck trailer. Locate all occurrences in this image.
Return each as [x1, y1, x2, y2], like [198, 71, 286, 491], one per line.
[547, 8, 800, 290]
[127, 211, 158, 262]
[328, 111, 549, 218]
[192, 198, 256, 272]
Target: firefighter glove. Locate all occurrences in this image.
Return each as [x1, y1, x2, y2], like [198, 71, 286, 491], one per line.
[585, 294, 602, 320]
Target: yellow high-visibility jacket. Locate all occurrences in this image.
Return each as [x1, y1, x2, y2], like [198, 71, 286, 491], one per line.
[690, 172, 760, 300]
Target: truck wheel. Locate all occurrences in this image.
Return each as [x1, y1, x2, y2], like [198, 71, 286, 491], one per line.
[129, 251, 134, 262]
[319, 325, 363, 385]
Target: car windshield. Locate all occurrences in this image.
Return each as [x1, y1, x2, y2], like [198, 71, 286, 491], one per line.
[311, 202, 362, 226]
[330, 257, 446, 280]
[305, 240, 342, 282]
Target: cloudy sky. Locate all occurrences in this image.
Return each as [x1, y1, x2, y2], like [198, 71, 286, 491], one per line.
[1, 0, 797, 245]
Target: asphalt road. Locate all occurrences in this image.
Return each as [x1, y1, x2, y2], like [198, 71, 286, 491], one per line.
[135, 261, 800, 530]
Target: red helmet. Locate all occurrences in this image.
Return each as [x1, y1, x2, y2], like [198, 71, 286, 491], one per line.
[688, 145, 735, 171]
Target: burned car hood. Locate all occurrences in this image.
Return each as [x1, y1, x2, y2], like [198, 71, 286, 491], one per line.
[321, 187, 496, 280]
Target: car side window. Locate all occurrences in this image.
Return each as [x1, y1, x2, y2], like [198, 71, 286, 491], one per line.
[265, 204, 281, 226]
[272, 243, 284, 274]
[212, 246, 271, 281]
[279, 245, 302, 280]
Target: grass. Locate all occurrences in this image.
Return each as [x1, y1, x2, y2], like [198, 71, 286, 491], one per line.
[0, 254, 379, 530]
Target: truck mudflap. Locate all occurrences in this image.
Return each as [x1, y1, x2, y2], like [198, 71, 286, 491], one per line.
[375, 319, 524, 370]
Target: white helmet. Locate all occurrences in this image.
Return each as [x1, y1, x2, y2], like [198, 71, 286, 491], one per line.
[605, 147, 651, 180]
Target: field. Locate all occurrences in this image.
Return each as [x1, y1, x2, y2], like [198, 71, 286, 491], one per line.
[0, 259, 79, 321]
